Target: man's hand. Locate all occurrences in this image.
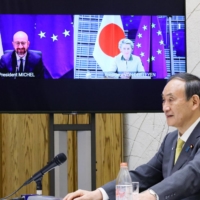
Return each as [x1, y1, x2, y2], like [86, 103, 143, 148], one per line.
[138, 190, 157, 200]
[63, 189, 103, 200]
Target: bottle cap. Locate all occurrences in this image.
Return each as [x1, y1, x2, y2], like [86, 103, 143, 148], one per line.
[120, 162, 127, 167]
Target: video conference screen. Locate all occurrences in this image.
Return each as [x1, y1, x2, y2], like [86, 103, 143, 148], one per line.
[0, 14, 186, 80]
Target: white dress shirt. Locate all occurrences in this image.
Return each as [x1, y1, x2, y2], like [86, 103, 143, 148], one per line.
[104, 53, 145, 79]
[16, 52, 27, 72]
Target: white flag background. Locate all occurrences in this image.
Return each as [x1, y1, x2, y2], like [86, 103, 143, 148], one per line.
[0, 33, 3, 58]
[93, 15, 125, 72]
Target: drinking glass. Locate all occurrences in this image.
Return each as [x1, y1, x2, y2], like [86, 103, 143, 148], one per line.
[132, 182, 139, 200]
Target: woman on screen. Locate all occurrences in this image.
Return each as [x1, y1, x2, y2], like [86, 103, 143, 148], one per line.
[105, 38, 145, 79]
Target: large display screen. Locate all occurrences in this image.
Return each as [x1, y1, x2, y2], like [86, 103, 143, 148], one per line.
[0, 14, 186, 80]
[0, 0, 186, 113]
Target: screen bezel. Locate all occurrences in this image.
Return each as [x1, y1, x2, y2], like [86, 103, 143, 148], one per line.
[0, 0, 185, 113]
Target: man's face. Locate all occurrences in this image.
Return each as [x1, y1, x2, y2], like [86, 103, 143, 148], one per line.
[12, 32, 30, 57]
[120, 43, 132, 60]
[162, 79, 194, 134]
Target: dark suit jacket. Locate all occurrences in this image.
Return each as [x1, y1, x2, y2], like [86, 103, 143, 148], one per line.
[0, 50, 45, 78]
[102, 122, 200, 200]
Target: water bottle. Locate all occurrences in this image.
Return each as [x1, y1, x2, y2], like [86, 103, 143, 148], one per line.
[116, 162, 133, 200]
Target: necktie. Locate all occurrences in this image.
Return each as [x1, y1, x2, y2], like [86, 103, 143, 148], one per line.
[174, 138, 185, 164]
[19, 58, 23, 72]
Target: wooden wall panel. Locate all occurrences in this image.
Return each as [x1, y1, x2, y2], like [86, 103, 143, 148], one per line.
[54, 114, 90, 124]
[96, 114, 123, 187]
[0, 114, 2, 198]
[67, 131, 77, 192]
[0, 114, 49, 198]
[0, 113, 122, 198]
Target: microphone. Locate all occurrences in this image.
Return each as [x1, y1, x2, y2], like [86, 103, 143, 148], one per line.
[23, 153, 67, 186]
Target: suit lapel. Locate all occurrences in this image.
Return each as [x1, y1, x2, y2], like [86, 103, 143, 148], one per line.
[24, 51, 29, 72]
[167, 137, 177, 176]
[171, 122, 200, 173]
[11, 51, 17, 72]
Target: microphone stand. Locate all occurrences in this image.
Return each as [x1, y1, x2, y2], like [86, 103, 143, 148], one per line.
[35, 177, 43, 195]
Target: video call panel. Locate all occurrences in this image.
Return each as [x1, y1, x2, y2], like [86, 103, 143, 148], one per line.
[0, 14, 186, 79]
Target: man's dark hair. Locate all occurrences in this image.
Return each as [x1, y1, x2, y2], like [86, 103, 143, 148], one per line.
[168, 73, 200, 100]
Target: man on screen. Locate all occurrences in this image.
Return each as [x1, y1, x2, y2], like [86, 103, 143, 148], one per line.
[0, 31, 45, 78]
[105, 38, 145, 79]
[64, 73, 200, 200]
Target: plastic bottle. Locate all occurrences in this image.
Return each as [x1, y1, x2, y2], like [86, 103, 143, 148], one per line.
[116, 162, 133, 200]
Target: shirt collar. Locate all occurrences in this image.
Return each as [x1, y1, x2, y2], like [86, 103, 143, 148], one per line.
[179, 117, 200, 142]
[121, 54, 133, 61]
[15, 52, 27, 61]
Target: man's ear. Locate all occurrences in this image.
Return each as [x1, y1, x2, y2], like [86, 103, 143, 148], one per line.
[27, 41, 30, 47]
[191, 94, 200, 110]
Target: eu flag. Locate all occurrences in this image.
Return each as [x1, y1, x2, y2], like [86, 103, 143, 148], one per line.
[133, 16, 151, 72]
[0, 14, 74, 78]
[133, 16, 167, 79]
[151, 16, 167, 79]
[172, 29, 186, 57]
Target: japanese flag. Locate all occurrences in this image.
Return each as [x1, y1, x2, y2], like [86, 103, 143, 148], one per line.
[93, 15, 125, 72]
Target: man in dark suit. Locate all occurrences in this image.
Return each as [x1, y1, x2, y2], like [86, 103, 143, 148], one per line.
[63, 73, 200, 200]
[0, 31, 45, 78]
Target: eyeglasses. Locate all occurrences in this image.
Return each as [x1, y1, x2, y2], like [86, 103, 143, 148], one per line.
[14, 41, 27, 46]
